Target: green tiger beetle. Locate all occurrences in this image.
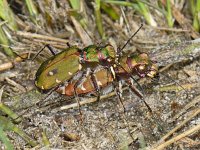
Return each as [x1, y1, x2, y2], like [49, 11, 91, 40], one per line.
[35, 24, 143, 92]
[35, 24, 153, 112]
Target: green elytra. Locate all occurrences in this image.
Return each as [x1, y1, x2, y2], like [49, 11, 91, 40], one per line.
[35, 45, 116, 91]
[35, 47, 80, 91]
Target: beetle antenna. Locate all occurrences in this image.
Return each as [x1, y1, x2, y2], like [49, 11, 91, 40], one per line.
[118, 24, 143, 54]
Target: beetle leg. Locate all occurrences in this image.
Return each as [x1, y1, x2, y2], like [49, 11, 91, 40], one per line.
[32, 44, 56, 60]
[73, 68, 95, 114]
[125, 78, 152, 112]
[115, 63, 145, 96]
[108, 65, 125, 111]
[113, 79, 136, 140]
[76, 68, 101, 101]
[125, 78, 143, 99]
[36, 86, 60, 107]
[45, 44, 56, 55]
[73, 71, 88, 116]
[66, 42, 71, 48]
[113, 80, 126, 113]
[90, 70, 101, 101]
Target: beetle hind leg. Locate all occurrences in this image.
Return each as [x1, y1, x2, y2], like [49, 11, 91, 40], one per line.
[32, 44, 57, 61]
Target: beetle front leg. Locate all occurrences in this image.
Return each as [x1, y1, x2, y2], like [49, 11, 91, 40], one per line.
[125, 78, 152, 112]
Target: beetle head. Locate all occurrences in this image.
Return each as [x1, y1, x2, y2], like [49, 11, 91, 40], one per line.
[128, 53, 158, 78]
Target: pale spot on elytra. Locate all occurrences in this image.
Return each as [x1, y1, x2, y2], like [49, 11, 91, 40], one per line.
[48, 71, 54, 76]
[68, 72, 72, 75]
[56, 78, 61, 83]
[47, 69, 58, 76]
[79, 64, 82, 70]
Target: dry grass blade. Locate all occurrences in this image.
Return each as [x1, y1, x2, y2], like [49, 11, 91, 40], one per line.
[5, 77, 26, 93]
[160, 1, 199, 39]
[148, 108, 200, 149]
[154, 83, 199, 92]
[0, 53, 28, 72]
[152, 123, 200, 150]
[70, 16, 92, 46]
[16, 31, 69, 44]
[0, 86, 4, 103]
[170, 95, 200, 122]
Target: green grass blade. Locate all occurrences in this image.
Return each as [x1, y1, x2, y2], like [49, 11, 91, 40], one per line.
[0, 126, 14, 150]
[25, 0, 38, 23]
[136, 0, 157, 26]
[166, 0, 173, 27]
[12, 125, 38, 147]
[0, 0, 18, 31]
[101, 2, 120, 21]
[0, 24, 14, 57]
[94, 0, 105, 38]
[0, 116, 38, 147]
[190, 0, 200, 32]
[195, 0, 200, 31]
[0, 103, 22, 123]
[101, 0, 133, 7]
[42, 130, 50, 146]
[102, 0, 157, 26]
[69, 0, 88, 29]
[69, 0, 80, 10]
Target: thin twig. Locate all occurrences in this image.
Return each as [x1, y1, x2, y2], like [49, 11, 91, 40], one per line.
[16, 31, 69, 43]
[5, 77, 26, 93]
[0, 53, 28, 72]
[153, 123, 200, 150]
[165, 109, 198, 142]
[170, 95, 200, 122]
[70, 16, 93, 46]
[0, 86, 5, 103]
